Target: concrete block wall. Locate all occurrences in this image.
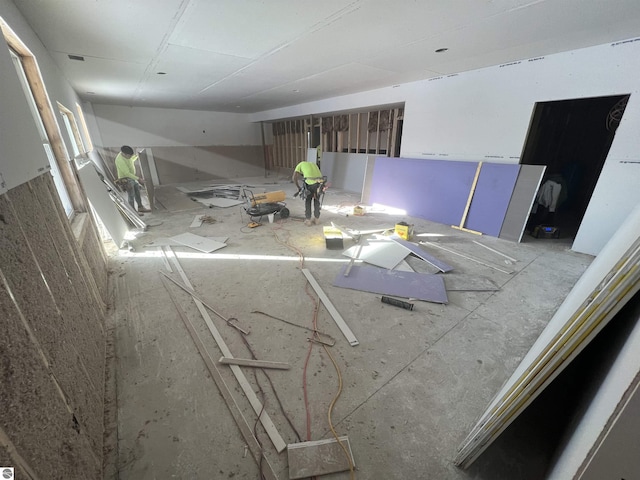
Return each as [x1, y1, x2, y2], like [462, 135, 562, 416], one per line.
[0, 173, 108, 479]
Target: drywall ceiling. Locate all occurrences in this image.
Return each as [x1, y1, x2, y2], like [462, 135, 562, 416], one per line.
[12, 0, 640, 113]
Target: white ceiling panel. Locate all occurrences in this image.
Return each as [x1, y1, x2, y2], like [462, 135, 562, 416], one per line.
[243, 62, 398, 106]
[12, 0, 640, 113]
[15, 0, 186, 61]
[50, 51, 146, 97]
[362, 0, 640, 75]
[148, 44, 253, 93]
[169, 0, 361, 58]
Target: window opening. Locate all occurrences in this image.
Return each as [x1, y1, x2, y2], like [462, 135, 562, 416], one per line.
[58, 102, 86, 160]
[9, 47, 73, 216]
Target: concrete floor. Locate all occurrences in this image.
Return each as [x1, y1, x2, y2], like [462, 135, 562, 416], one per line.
[105, 176, 593, 480]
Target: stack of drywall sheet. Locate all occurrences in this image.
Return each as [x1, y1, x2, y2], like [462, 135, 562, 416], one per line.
[335, 227, 452, 304]
[368, 157, 540, 241]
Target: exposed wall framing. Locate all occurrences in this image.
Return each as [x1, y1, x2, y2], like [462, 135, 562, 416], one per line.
[269, 106, 404, 168]
[271, 117, 311, 168]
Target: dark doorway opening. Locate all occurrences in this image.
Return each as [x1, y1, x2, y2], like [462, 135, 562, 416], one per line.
[521, 94, 629, 240]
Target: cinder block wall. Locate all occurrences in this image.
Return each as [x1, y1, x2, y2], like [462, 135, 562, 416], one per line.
[0, 173, 108, 478]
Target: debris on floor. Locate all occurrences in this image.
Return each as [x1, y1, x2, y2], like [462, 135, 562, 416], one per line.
[287, 436, 356, 479]
[169, 232, 226, 253]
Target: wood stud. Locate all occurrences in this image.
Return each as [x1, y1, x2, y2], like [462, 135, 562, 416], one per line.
[270, 106, 403, 165]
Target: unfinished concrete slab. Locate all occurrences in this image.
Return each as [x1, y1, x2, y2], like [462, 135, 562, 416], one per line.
[106, 179, 592, 479]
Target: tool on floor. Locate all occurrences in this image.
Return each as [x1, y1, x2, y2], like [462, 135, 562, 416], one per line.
[381, 295, 415, 310]
[247, 221, 262, 228]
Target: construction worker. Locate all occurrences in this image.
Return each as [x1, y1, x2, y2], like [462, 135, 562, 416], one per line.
[115, 145, 150, 213]
[292, 158, 325, 226]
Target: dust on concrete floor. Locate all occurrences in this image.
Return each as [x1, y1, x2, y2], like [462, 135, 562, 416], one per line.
[105, 178, 593, 479]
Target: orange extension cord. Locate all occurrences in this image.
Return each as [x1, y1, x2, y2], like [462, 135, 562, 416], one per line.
[271, 223, 355, 479]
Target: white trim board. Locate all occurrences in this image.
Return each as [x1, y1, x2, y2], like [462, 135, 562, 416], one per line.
[163, 248, 287, 453]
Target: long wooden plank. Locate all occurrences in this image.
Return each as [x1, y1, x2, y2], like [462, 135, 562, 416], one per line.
[456, 161, 482, 228]
[301, 269, 359, 347]
[160, 276, 279, 480]
[452, 161, 482, 234]
[165, 248, 287, 452]
[219, 357, 290, 370]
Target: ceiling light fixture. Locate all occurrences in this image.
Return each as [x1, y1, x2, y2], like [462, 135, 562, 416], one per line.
[156, 71, 167, 75]
[435, 48, 448, 53]
[68, 54, 85, 61]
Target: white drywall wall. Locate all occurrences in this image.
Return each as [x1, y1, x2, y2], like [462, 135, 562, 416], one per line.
[252, 39, 640, 256]
[0, 0, 83, 192]
[91, 104, 262, 147]
[0, 30, 48, 192]
[321, 152, 368, 193]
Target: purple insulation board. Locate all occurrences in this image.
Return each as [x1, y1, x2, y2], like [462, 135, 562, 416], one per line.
[333, 265, 448, 304]
[465, 163, 521, 236]
[369, 157, 478, 226]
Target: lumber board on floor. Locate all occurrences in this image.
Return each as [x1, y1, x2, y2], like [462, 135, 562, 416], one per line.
[164, 248, 287, 453]
[219, 357, 290, 370]
[160, 276, 279, 480]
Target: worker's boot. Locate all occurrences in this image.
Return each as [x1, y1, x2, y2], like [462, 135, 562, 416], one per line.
[304, 219, 312, 226]
[313, 217, 320, 225]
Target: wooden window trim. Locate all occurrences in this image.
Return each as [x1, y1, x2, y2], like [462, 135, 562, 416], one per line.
[1, 17, 85, 211]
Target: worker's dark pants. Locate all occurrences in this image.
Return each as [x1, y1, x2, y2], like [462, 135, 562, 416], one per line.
[304, 182, 321, 220]
[125, 178, 143, 209]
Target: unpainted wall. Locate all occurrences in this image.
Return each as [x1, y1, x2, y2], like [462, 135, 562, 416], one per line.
[0, 173, 108, 479]
[252, 39, 640, 256]
[102, 145, 265, 184]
